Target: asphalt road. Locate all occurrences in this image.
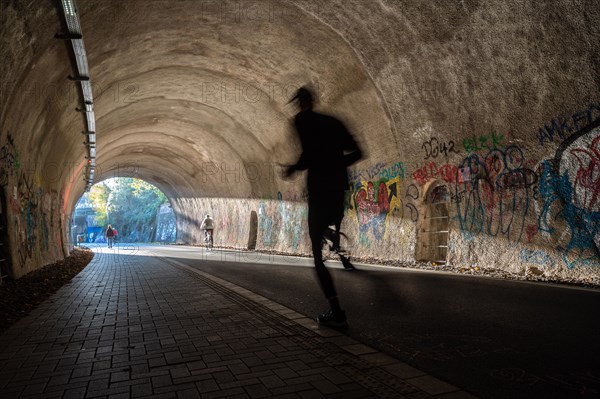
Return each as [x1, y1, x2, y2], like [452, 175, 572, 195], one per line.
[130, 244, 600, 399]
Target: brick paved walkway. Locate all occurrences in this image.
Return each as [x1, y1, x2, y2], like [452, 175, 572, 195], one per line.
[0, 248, 475, 398]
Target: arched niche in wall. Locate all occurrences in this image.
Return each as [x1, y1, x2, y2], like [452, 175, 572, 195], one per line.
[247, 210, 258, 250]
[415, 180, 450, 264]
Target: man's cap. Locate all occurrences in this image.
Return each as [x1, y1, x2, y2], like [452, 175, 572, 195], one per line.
[288, 86, 313, 103]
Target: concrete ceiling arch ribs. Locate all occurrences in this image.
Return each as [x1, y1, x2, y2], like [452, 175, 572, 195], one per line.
[3, 0, 398, 225]
[95, 148, 201, 194]
[286, 0, 400, 151]
[94, 93, 271, 159]
[92, 103, 261, 196]
[95, 142, 248, 199]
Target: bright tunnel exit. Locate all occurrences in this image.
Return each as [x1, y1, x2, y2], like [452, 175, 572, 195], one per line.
[70, 178, 176, 246]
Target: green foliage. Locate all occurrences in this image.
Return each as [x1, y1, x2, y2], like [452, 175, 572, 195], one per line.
[86, 178, 168, 242]
[88, 183, 111, 226]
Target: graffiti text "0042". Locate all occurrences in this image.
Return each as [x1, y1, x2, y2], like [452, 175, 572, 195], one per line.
[421, 137, 460, 159]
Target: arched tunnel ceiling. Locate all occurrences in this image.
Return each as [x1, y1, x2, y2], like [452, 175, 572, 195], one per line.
[62, 0, 394, 210]
[1, 0, 598, 216]
[0, 0, 396, 215]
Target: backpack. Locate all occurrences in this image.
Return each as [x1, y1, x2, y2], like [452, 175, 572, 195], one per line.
[106, 228, 114, 237]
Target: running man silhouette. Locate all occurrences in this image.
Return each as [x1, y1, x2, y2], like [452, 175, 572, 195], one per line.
[285, 86, 363, 328]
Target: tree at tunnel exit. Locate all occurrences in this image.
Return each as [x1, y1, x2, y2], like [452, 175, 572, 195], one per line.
[82, 178, 169, 242]
[87, 183, 110, 227]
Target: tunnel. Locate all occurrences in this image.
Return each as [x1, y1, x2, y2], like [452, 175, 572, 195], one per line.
[71, 177, 176, 245]
[0, 0, 599, 283]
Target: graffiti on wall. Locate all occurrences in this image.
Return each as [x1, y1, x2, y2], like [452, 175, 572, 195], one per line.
[272, 114, 600, 271]
[519, 248, 556, 267]
[537, 122, 600, 268]
[348, 161, 419, 246]
[537, 103, 600, 146]
[18, 172, 37, 266]
[17, 174, 61, 259]
[421, 137, 460, 159]
[349, 161, 407, 183]
[0, 132, 19, 186]
[454, 145, 538, 244]
[1, 136, 64, 269]
[413, 161, 471, 187]
[462, 131, 506, 154]
[352, 177, 401, 244]
[259, 195, 308, 251]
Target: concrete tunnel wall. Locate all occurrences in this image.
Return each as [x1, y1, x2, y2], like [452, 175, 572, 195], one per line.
[0, 0, 599, 282]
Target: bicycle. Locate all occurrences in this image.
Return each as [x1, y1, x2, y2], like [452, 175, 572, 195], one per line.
[204, 229, 214, 250]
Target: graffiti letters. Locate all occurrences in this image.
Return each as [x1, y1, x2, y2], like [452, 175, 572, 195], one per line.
[525, 224, 538, 243]
[354, 180, 397, 242]
[378, 161, 406, 180]
[519, 249, 555, 267]
[413, 162, 470, 186]
[421, 137, 460, 159]
[462, 131, 505, 154]
[455, 145, 537, 243]
[538, 122, 600, 268]
[258, 199, 307, 251]
[537, 103, 600, 146]
[568, 135, 600, 212]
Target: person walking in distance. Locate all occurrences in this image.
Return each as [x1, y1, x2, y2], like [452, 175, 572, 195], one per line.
[200, 214, 215, 250]
[105, 224, 115, 248]
[284, 86, 363, 329]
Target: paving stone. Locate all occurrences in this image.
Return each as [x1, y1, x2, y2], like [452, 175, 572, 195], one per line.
[86, 384, 130, 398]
[298, 390, 326, 399]
[63, 386, 88, 399]
[405, 375, 459, 395]
[436, 390, 479, 399]
[88, 376, 110, 391]
[21, 381, 48, 395]
[177, 388, 202, 399]
[130, 382, 153, 397]
[196, 378, 220, 393]
[110, 370, 130, 383]
[0, 250, 459, 398]
[202, 386, 246, 399]
[46, 373, 71, 387]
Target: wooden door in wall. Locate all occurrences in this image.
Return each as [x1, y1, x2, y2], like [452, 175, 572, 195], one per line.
[416, 183, 450, 264]
[247, 210, 258, 250]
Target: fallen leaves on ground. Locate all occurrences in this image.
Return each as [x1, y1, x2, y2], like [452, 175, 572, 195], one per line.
[0, 248, 94, 334]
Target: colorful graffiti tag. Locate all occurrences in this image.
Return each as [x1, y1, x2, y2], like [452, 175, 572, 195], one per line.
[462, 131, 506, 154]
[258, 197, 308, 252]
[349, 166, 419, 246]
[537, 122, 600, 268]
[454, 145, 537, 244]
[353, 178, 400, 242]
[349, 161, 406, 183]
[519, 248, 556, 267]
[0, 130, 64, 271]
[7, 169, 63, 269]
[537, 103, 600, 146]
[413, 161, 470, 186]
